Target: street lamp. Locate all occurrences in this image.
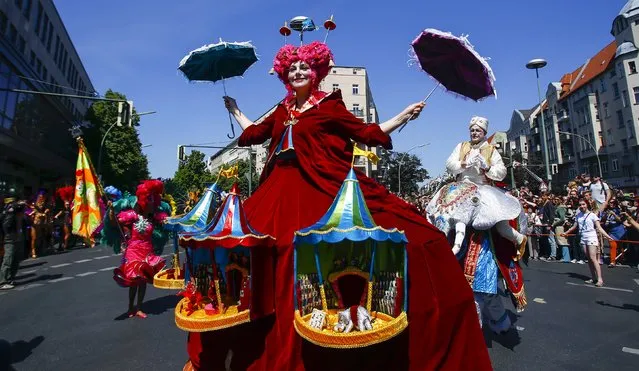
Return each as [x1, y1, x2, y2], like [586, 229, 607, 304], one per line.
[98, 110, 157, 175]
[398, 143, 429, 195]
[526, 58, 552, 189]
[557, 130, 602, 179]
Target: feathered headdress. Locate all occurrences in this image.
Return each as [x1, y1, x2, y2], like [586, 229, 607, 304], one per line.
[136, 179, 164, 211]
[104, 185, 123, 201]
[56, 186, 74, 203]
[273, 41, 333, 98]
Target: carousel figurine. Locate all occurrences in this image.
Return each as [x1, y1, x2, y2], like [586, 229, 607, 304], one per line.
[176, 183, 275, 332]
[154, 182, 223, 290]
[293, 168, 408, 347]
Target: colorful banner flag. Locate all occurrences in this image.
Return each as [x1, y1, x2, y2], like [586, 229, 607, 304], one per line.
[353, 145, 379, 165]
[72, 139, 103, 239]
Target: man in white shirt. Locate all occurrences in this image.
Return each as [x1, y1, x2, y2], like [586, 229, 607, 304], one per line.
[562, 199, 613, 287]
[589, 175, 611, 211]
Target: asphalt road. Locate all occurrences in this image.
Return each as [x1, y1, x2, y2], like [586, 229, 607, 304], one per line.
[1, 246, 638, 370]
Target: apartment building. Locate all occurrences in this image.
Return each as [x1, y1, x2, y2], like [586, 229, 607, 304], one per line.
[506, 0, 639, 192]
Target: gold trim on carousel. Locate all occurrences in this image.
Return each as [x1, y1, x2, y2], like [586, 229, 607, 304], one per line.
[174, 298, 250, 332]
[153, 269, 185, 290]
[293, 310, 408, 349]
[294, 225, 406, 238]
[180, 232, 275, 242]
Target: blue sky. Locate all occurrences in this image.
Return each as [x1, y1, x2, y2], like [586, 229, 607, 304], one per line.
[55, 0, 627, 179]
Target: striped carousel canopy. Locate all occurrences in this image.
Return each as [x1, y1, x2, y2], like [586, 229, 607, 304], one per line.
[164, 182, 221, 233]
[294, 168, 407, 245]
[180, 183, 275, 249]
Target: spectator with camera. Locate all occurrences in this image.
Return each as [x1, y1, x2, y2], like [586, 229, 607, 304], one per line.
[601, 198, 627, 267]
[0, 189, 26, 290]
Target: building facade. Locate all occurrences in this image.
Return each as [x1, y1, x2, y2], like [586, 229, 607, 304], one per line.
[207, 65, 381, 179]
[507, 0, 639, 193]
[0, 0, 95, 197]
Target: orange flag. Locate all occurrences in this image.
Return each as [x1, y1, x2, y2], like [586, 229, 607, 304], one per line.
[72, 138, 103, 239]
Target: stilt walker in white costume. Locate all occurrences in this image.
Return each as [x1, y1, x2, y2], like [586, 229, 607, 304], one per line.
[427, 116, 528, 334]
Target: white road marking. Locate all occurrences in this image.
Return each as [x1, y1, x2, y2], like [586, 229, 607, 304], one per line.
[48, 277, 74, 283]
[634, 279, 639, 287]
[99, 266, 117, 272]
[51, 263, 71, 268]
[15, 283, 45, 291]
[20, 269, 38, 274]
[76, 271, 97, 277]
[566, 282, 633, 293]
[74, 259, 92, 263]
[0, 292, 6, 296]
[93, 256, 110, 260]
[622, 347, 639, 355]
[533, 298, 547, 304]
[515, 326, 525, 331]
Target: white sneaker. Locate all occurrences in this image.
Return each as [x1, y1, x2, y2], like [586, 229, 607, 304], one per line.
[570, 259, 577, 263]
[0, 283, 14, 290]
[577, 260, 586, 265]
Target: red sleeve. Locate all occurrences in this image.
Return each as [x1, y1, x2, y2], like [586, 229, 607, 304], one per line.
[238, 106, 279, 146]
[330, 99, 393, 149]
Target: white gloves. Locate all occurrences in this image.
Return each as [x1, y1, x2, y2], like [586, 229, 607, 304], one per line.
[466, 153, 489, 171]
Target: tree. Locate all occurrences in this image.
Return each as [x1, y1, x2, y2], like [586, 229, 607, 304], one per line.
[83, 90, 149, 191]
[378, 149, 429, 196]
[171, 150, 215, 198]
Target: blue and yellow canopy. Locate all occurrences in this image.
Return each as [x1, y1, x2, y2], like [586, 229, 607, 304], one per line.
[164, 183, 221, 233]
[294, 169, 407, 245]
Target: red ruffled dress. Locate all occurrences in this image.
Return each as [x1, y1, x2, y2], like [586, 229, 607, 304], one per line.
[186, 91, 492, 370]
[113, 210, 166, 287]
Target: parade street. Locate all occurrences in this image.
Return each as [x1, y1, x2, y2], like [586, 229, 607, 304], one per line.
[0, 245, 637, 371]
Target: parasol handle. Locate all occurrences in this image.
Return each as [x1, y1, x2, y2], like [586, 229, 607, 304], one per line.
[221, 78, 236, 139]
[398, 83, 441, 133]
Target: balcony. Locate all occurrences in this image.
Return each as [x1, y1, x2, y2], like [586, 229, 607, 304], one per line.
[557, 110, 570, 122]
[559, 132, 572, 141]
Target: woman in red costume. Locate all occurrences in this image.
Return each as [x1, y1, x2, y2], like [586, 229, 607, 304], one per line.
[54, 186, 74, 251]
[185, 42, 492, 370]
[110, 180, 168, 318]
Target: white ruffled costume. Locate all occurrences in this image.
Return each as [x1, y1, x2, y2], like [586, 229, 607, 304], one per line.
[427, 117, 525, 254]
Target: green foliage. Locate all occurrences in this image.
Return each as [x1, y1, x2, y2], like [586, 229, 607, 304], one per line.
[378, 149, 429, 196]
[171, 150, 215, 198]
[83, 90, 149, 192]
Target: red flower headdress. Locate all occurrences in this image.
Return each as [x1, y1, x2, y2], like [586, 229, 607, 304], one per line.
[136, 179, 164, 211]
[273, 41, 333, 99]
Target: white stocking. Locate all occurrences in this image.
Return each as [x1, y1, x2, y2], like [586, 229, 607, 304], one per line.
[452, 222, 466, 254]
[495, 220, 524, 245]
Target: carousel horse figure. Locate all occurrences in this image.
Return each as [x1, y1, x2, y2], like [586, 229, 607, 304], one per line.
[426, 116, 528, 333]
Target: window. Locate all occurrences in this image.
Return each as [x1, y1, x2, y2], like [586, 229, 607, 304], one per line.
[34, 1, 42, 35]
[0, 11, 7, 36]
[332, 83, 339, 91]
[622, 139, 628, 150]
[29, 51, 35, 66]
[612, 159, 619, 172]
[352, 69, 358, 74]
[569, 168, 577, 178]
[54, 36, 60, 60]
[18, 36, 25, 54]
[352, 103, 363, 117]
[599, 131, 606, 147]
[46, 25, 53, 52]
[628, 122, 635, 138]
[23, 0, 31, 19]
[352, 84, 359, 95]
[40, 14, 49, 43]
[600, 79, 606, 92]
[630, 61, 638, 74]
[601, 162, 608, 174]
[604, 102, 609, 117]
[634, 87, 639, 104]
[36, 58, 41, 75]
[8, 24, 17, 44]
[617, 110, 624, 128]
[42, 66, 47, 80]
[613, 82, 620, 98]
[622, 90, 628, 107]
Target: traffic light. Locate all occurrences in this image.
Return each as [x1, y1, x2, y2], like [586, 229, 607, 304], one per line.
[116, 100, 134, 127]
[177, 145, 185, 161]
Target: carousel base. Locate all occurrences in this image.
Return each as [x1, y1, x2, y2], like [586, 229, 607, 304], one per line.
[152, 268, 185, 290]
[293, 309, 408, 349]
[175, 297, 250, 332]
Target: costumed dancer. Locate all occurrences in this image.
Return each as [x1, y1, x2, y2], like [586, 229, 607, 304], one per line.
[104, 180, 170, 318]
[184, 41, 491, 370]
[28, 190, 50, 258]
[427, 117, 527, 334]
[54, 186, 74, 251]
